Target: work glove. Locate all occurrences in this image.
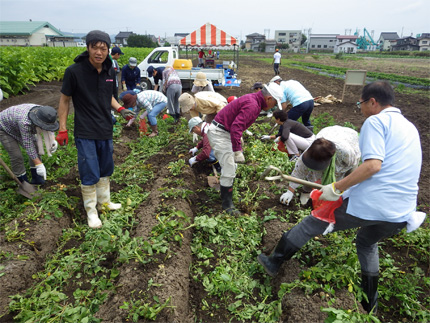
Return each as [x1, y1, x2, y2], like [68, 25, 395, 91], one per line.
[189, 156, 198, 167]
[300, 192, 311, 205]
[118, 107, 135, 121]
[50, 140, 58, 154]
[261, 135, 271, 140]
[56, 130, 68, 146]
[319, 183, 343, 201]
[274, 137, 280, 143]
[245, 130, 253, 136]
[280, 190, 294, 205]
[189, 147, 199, 156]
[122, 84, 127, 91]
[35, 163, 47, 180]
[234, 151, 245, 163]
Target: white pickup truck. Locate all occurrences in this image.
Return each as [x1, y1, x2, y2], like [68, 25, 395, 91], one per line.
[137, 46, 226, 90]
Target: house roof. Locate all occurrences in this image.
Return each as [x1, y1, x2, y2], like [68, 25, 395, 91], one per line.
[246, 33, 265, 38]
[418, 33, 430, 39]
[115, 31, 134, 38]
[174, 33, 189, 37]
[379, 32, 399, 40]
[336, 35, 358, 40]
[337, 41, 358, 47]
[180, 23, 237, 46]
[0, 21, 63, 36]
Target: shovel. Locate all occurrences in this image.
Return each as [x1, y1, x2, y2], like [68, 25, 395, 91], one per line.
[0, 157, 37, 199]
[260, 165, 323, 189]
[207, 164, 220, 190]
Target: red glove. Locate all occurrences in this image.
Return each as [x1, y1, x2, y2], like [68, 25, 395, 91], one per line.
[118, 107, 135, 121]
[56, 130, 68, 146]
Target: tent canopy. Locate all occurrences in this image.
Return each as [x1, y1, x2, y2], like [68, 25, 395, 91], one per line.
[180, 23, 238, 47]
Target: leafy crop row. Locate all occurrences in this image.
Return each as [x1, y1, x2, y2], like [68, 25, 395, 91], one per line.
[0, 47, 154, 98]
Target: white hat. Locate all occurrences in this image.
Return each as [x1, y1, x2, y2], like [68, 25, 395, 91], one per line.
[129, 57, 137, 67]
[264, 83, 283, 110]
[178, 93, 196, 113]
[188, 117, 203, 133]
[269, 75, 282, 83]
[193, 72, 209, 87]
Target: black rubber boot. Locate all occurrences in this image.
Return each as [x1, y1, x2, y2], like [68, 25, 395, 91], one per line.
[220, 185, 240, 215]
[361, 273, 379, 314]
[30, 167, 45, 185]
[17, 173, 29, 183]
[257, 232, 298, 277]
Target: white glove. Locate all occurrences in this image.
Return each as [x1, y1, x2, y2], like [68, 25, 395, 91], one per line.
[189, 156, 198, 167]
[319, 183, 343, 201]
[50, 141, 58, 154]
[300, 192, 310, 205]
[245, 130, 253, 136]
[234, 151, 245, 163]
[274, 137, 280, 143]
[280, 190, 294, 205]
[189, 147, 199, 156]
[35, 163, 47, 180]
[261, 135, 271, 140]
[122, 84, 127, 91]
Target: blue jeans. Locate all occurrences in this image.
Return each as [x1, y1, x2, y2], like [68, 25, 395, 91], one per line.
[208, 149, 216, 163]
[147, 102, 167, 125]
[285, 198, 407, 275]
[75, 138, 114, 185]
[288, 99, 314, 127]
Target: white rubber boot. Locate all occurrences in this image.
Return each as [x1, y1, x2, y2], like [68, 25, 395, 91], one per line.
[81, 184, 102, 229]
[96, 177, 121, 211]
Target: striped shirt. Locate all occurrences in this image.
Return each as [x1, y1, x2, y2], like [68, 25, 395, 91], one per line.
[162, 67, 181, 92]
[0, 104, 39, 159]
[135, 90, 168, 113]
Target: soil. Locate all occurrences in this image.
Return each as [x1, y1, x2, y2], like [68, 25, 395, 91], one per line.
[0, 55, 428, 323]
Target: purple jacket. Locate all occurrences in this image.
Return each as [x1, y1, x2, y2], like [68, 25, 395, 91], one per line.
[213, 91, 267, 152]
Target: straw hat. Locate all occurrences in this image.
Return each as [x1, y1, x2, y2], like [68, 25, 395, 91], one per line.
[178, 93, 196, 113]
[193, 72, 209, 87]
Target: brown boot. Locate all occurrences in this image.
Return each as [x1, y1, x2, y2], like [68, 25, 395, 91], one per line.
[148, 124, 158, 137]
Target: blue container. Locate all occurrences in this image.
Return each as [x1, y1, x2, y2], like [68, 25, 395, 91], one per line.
[216, 64, 223, 69]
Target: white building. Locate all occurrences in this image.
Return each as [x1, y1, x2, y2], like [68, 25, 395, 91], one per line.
[274, 30, 302, 52]
[0, 21, 74, 47]
[307, 34, 339, 52]
[334, 35, 359, 54]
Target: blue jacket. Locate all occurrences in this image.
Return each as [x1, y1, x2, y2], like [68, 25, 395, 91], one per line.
[121, 65, 141, 89]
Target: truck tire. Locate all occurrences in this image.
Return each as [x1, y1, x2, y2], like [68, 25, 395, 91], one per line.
[140, 79, 152, 91]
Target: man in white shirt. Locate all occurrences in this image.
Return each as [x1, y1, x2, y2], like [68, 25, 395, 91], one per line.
[273, 49, 281, 75]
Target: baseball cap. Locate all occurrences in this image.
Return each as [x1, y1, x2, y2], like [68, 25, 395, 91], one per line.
[147, 66, 155, 77]
[264, 83, 283, 110]
[188, 117, 203, 133]
[85, 30, 111, 48]
[129, 57, 137, 67]
[111, 47, 124, 55]
[269, 75, 282, 83]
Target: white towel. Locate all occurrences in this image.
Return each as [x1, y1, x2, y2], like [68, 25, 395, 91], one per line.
[406, 211, 426, 233]
[35, 127, 56, 157]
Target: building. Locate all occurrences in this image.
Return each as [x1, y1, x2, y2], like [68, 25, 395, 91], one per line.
[391, 36, 419, 51]
[274, 30, 302, 52]
[115, 31, 135, 46]
[307, 34, 339, 52]
[334, 35, 358, 54]
[0, 21, 74, 47]
[244, 33, 266, 51]
[417, 33, 430, 51]
[377, 32, 399, 51]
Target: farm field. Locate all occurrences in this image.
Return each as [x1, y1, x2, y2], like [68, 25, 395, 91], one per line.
[0, 53, 429, 322]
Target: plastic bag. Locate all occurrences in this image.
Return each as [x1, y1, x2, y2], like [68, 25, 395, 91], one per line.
[310, 189, 343, 234]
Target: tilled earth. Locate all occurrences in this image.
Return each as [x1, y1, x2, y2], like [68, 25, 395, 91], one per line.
[0, 55, 428, 322]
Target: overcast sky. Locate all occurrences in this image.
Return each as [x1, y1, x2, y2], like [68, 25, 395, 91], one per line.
[1, 0, 428, 42]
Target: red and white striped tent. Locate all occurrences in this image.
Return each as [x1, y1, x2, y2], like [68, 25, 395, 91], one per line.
[179, 23, 238, 47]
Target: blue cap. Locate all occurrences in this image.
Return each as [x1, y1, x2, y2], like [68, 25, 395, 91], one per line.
[111, 47, 124, 55]
[147, 66, 154, 77]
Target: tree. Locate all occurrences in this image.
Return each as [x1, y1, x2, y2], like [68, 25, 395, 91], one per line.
[127, 34, 157, 48]
[301, 34, 307, 45]
[258, 42, 266, 52]
[164, 41, 171, 47]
